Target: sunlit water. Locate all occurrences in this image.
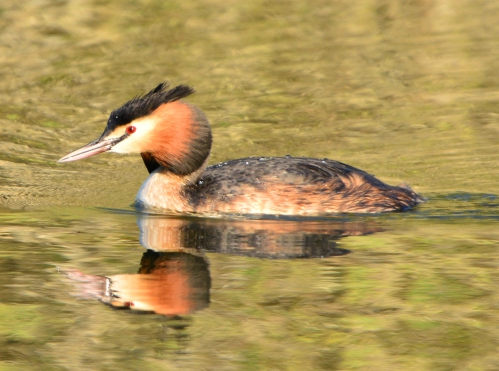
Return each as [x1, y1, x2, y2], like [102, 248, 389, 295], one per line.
[1, 1, 499, 370]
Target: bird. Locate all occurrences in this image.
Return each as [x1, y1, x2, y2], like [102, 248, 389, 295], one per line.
[58, 82, 424, 216]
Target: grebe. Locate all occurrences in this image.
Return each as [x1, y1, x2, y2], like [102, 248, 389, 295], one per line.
[58, 83, 424, 215]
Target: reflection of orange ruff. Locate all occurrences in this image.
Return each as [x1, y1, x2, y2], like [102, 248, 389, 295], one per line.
[104, 252, 210, 316]
[108, 270, 191, 315]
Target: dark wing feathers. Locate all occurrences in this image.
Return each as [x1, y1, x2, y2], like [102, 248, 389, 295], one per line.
[192, 157, 360, 195]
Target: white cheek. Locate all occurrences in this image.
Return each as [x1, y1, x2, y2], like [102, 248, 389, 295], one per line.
[110, 139, 131, 153]
[108, 118, 157, 154]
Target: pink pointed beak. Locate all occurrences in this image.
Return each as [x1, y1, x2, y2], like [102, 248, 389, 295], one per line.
[58, 137, 120, 163]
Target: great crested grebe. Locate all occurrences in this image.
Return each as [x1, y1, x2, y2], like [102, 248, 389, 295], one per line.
[58, 83, 424, 215]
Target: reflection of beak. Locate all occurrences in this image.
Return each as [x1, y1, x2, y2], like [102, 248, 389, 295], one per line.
[58, 135, 125, 163]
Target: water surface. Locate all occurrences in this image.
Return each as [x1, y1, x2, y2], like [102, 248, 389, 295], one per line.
[1, 1, 499, 370]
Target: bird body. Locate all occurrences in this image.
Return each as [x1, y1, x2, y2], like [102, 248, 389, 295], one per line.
[59, 83, 424, 216]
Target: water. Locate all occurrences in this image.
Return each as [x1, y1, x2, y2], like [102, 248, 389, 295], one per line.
[1, 0, 499, 370]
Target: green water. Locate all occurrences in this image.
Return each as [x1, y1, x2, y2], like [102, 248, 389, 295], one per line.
[1, 0, 499, 370]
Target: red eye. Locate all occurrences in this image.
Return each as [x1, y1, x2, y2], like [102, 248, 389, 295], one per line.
[126, 126, 136, 134]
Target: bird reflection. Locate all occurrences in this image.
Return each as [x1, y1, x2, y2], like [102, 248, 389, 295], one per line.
[137, 215, 373, 258]
[64, 250, 209, 316]
[65, 215, 381, 317]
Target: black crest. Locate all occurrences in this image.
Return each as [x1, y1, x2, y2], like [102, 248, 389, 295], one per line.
[103, 83, 195, 134]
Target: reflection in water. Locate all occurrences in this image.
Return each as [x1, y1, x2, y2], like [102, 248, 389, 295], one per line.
[65, 250, 210, 316]
[66, 215, 380, 317]
[138, 215, 377, 258]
